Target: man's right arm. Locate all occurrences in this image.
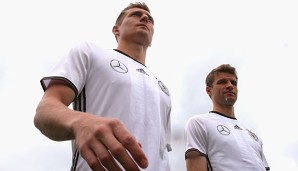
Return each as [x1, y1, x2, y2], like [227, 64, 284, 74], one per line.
[34, 80, 78, 140]
[185, 151, 208, 171]
[34, 80, 148, 171]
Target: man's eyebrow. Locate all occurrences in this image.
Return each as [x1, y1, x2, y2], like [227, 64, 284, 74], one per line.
[130, 10, 154, 22]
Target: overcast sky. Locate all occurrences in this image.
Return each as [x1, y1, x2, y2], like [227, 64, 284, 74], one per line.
[1, 0, 298, 170]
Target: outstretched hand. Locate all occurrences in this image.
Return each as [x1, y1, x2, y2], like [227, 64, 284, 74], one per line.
[73, 115, 148, 171]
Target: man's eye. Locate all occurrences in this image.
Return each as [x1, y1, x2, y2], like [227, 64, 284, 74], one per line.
[217, 80, 226, 84]
[148, 18, 154, 23]
[131, 12, 142, 17]
[232, 81, 237, 86]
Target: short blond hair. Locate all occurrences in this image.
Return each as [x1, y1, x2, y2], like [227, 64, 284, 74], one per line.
[115, 2, 151, 26]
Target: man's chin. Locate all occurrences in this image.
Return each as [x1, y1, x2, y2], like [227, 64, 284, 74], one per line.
[225, 98, 236, 104]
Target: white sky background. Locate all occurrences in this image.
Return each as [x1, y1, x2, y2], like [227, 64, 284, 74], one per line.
[1, 0, 298, 170]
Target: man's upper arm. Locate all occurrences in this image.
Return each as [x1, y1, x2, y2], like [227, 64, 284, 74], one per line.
[44, 79, 76, 106]
[185, 150, 208, 171]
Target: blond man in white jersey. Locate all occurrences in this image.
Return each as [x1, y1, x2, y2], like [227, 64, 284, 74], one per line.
[34, 2, 172, 171]
[184, 64, 270, 171]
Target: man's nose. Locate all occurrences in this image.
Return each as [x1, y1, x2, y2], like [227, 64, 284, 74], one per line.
[226, 81, 234, 89]
[141, 14, 149, 22]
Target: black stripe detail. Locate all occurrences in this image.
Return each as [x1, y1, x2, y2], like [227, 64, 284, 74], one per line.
[206, 156, 213, 171]
[70, 87, 86, 171]
[40, 76, 79, 97]
[185, 148, 213, 171]
[185, 148, 207, 160]
[113, 49, 147, 67]
[209, 111, 236, 120]
[70, 149, 79, 171]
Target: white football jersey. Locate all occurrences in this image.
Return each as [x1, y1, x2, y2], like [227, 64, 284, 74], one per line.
[185, 111, 270, 171]
[41, 42, 172, 171]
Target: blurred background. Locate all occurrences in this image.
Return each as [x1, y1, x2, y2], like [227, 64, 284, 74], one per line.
[1, 0, 297, 170]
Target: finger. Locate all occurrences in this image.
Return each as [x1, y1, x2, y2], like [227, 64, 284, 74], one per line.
[79, 145, 107, 171]
[98, 129, 142, 170]
[95, 119, 148, 170]
[117, 134, 148, 169]
[110, 121, 148, 169]
[90, 140, 122, 171]
[108, 141, 141, 170]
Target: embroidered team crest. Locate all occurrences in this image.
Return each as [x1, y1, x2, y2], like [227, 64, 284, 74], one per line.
[158, 80, 170, 96]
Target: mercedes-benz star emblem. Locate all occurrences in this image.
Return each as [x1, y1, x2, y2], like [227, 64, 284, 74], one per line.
[217, 125, 230, 135]
[110, 59, 128, 73]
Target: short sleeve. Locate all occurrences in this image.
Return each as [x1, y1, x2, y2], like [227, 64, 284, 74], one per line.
[184, 115, 207, 157]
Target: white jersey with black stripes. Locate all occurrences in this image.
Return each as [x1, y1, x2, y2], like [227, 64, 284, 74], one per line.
[185, 112, 270, 171]
[41, 41, 172, 171]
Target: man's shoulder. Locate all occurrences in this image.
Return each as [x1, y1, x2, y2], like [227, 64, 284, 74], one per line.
[76, 41, 103, 50]
[185, 112, 225, 130]
[190, 113, 210, 119]
[186, 113, 210, 124]
[72, 41, 109, 49]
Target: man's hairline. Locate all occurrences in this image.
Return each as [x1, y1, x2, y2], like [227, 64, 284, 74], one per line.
[116, 7, 153, 26]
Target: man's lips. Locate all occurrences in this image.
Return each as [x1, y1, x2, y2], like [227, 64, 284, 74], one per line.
[224, 92, 235, 96]
[137, 24, 149, 30]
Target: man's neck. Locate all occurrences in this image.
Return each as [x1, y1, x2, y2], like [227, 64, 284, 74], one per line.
[212, 106, 235, 118]
[117, 42, 147, 65]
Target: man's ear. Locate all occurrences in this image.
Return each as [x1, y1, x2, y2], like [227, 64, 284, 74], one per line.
[112, 26, 119, 42]
[206, 86, 212, 97]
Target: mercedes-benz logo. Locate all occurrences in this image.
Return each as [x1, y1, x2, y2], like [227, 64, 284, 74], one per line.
[110, 59, 128, 73]
[217, 125, 230, 135]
